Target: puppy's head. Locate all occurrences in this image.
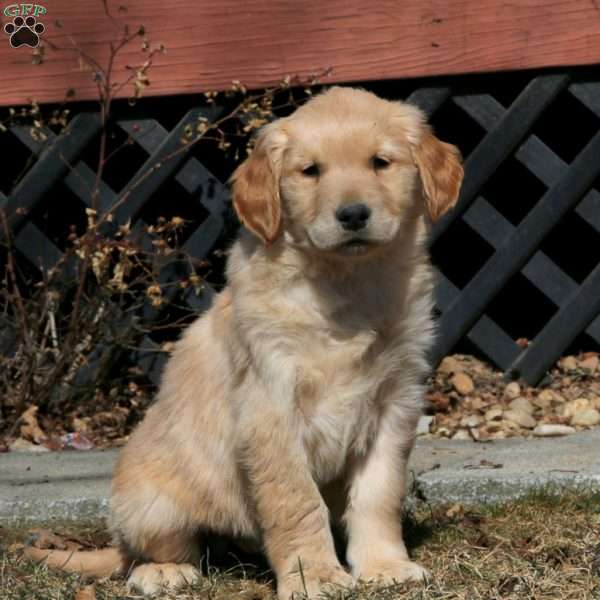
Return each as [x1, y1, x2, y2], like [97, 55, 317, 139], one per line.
[232, 87, 463, 255]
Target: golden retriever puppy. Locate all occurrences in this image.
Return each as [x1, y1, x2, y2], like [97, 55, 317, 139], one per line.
[26, 87, 463, 599]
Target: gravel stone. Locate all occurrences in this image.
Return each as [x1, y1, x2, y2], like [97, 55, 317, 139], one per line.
[570, 408, 600, 427]
[509, 397, 534, 414]
[485, 407, 503, 422]
[504, 409, 537, 429]
[504, 382, 521, 400]
[450, 372, 474, 395]
[460, 415, 482, 428]
[560, 356, 578, 371]
[563, 398, 591, 419]
[533, 424, 576, 437]
[438, 356, 463, 375]
[451, 429, 472, 440]
[502, 419, 522, 434]
[580, 355, 599, 373]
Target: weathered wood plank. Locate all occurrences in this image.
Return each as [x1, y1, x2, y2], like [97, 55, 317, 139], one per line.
[2, 1, 600, 106]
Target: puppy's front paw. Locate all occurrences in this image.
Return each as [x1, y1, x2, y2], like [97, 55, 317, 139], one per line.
[127, 562, 201, 595]
[278, 563, 354, 599]
[357, 559, 429, 586]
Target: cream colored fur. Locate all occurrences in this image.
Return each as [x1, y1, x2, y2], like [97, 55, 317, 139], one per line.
[25, 87, 463, 599]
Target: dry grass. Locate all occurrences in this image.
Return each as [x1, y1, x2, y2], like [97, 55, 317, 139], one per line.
[1, 492, 599, 599]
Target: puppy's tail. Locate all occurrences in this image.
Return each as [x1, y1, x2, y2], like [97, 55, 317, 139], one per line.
[24, 546, 129, 578]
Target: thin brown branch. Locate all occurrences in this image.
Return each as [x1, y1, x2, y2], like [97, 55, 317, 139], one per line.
[0, 210, 29, 343]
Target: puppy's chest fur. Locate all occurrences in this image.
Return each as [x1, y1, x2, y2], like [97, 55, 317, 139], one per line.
[280, 280, 411, 483]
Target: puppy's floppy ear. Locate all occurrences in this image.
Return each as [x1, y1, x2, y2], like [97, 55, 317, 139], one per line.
[231, 123, 287, 245]
[413, 128, 464, 222]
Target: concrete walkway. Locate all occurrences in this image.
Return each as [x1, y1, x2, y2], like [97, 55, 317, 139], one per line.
[1, 429, 599, 523]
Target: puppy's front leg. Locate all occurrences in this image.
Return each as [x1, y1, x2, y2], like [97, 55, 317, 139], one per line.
[345, 404, 429, 585]
[235, 370, 352, 599]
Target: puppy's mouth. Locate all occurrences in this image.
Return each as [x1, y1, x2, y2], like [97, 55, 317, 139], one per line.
[336, 237, 375, 254]
[342, 238, 370, 248]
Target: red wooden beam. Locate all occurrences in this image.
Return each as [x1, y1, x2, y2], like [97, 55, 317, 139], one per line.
[1, 0, 600, 106]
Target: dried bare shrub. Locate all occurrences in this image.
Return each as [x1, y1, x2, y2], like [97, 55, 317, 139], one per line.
[0, 2, 317, 440]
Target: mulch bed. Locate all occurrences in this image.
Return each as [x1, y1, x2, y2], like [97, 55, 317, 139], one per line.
[1, 352, 599, 453]
[425, 352, 600, 440]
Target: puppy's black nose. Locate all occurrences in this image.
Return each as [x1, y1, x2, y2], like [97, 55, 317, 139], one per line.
[335, 203, 371, 231]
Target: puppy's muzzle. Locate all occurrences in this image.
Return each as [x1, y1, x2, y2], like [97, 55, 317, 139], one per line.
[335, 203, 371, 231]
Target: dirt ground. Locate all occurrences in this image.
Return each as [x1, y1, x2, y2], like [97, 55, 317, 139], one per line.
[1, 492, 599, 599]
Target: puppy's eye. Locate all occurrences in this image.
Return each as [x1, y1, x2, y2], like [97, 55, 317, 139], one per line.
[372, 156, 391, 170]
[302, 163, 320, 177]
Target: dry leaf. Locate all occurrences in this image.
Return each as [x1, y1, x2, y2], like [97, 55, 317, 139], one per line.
[72, 417, 90, 432]
[427, 391, 451, 412]
[459, 512, 485, 528]
[27, 529, 68, 550]
[464, 459, 503, 470]
[27, 528, 83, 552]
[9, 438, 49, 452]
[43, 436, 63, 451]
[446, 503, 464, 518]
[19, 406, 47, 444]
[8, 542, 25, 554]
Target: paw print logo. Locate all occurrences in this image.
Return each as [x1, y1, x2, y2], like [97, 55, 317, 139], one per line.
[4, 15, 45, 48]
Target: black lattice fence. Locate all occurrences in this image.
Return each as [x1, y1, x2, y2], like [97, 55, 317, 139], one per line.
[0, 104, 232, 385]
[1, 68, 599, 389]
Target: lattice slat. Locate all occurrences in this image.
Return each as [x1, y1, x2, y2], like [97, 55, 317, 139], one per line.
[435, 274, 520, 370]
[407, 87, 452, 116]
[511, 262, 600, 383]
[3, 114, 101, 237]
